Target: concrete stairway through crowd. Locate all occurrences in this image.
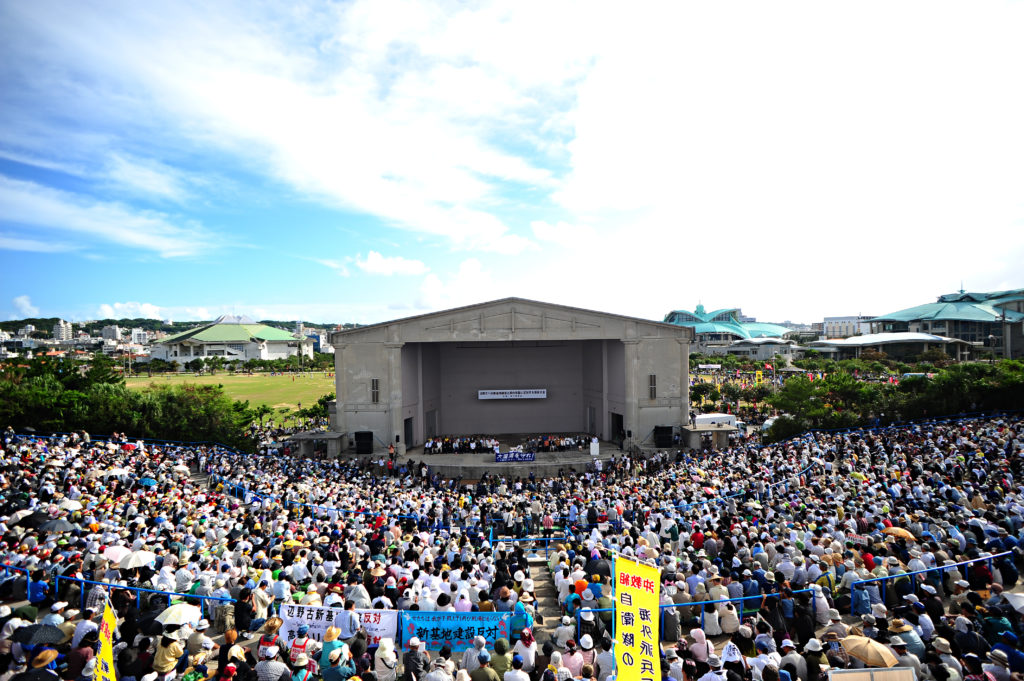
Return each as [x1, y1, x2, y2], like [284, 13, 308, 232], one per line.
[529, 560, 562, 641]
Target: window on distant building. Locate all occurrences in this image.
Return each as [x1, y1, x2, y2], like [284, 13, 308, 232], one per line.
[371, 378, 380, 403]
[649, 374, 657, 400]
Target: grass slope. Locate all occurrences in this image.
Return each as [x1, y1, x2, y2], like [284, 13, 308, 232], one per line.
[126, 372, 334, 411]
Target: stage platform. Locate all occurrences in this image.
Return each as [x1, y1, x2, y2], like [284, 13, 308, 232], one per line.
[399, 436, 623, 479]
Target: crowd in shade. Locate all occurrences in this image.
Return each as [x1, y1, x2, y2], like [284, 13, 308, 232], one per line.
[0, 414, 1021, 681]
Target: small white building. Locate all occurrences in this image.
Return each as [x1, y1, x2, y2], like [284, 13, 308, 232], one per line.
[823, 315, 874, 338]
[52, 319, 74, 341]
[151, 315, 314, 363]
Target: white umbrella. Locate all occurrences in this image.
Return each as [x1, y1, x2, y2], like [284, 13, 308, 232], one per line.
[103, 545, 132, 564]
[8, 509, 33, 523]
[173, 464, 191, 474]
[119, 550, 156, 569]
[155, 603, 201, 627]
[1003, 593, 1024, 614]
[58, 499, 83, 511]
[105, 468, 129, 477]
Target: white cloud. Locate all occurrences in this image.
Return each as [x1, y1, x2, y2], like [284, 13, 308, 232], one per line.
[0, 233, 78, 253]
[97, 301, 164, 319]
[530, 220, 596, 248]
[417, 258, 506, 311]
[105, 154, 188, 201]
[355, 251, 429, 276]
[0, 176, 212, 257]
[312, 258, 351, 277]
[12, 295, 39, 317]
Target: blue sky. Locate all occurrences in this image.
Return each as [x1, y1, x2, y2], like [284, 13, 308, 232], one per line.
[2, 1, 1023, 326]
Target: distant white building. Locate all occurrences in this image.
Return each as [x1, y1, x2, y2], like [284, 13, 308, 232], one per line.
[101, 325, 123, 340]
[52, 319, 74, 341]
[151, 315, 314, 363]
[823, 315, 873, 338]
[17, 324, 36, 337]
[130, 328, 148, 344]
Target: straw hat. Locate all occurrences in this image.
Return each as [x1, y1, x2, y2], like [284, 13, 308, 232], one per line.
[324, 626, 341, 642]
[264, 617, 283, 634]
[888, 619, 913, 633]
[32, 650, 59, 668]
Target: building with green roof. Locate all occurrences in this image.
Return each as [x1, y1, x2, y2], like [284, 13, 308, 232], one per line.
[871, 289, 1024, 358]
[664, 304, 791, 347]
[151, 315, 313, 363]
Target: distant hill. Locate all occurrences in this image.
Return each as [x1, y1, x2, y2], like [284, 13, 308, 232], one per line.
[1, 317, 361, 339]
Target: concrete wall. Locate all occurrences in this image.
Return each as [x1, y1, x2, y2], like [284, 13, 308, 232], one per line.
[438, 341, 584, 435]
[331, 299, 691, 453]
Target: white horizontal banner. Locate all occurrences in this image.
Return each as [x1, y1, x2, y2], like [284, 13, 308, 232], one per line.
[478, 389, 547, 400]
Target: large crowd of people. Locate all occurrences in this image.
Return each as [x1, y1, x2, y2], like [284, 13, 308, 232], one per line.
[0, 413, 1021, 681]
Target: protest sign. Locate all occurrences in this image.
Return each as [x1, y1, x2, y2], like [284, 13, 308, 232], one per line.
[615, 555, 661, 681]
[280, 603, 397, 648]
[399, 611, 510, 651]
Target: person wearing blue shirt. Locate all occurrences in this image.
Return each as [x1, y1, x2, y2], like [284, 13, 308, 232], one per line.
[28, 571, 50, 609]
[993, 632, 1024, 674]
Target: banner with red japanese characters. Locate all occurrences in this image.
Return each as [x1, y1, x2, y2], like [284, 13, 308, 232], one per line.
[614, 555, 661, 681]
[280, 603, 397, 649]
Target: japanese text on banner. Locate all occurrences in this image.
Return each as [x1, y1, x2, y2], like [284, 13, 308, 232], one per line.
[280, 603, 397, 649]
[615, 556, 661, 681]
[400, 611, 510, 651]
[94, 602, 117, 681]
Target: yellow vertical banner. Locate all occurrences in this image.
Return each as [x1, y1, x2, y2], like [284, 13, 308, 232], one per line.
[614, 555, 661, 681]
[755, 370, 763, 385]
[95, 602, 117, 681]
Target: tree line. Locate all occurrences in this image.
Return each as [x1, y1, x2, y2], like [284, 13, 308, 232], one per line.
[0, 354, 258, 450]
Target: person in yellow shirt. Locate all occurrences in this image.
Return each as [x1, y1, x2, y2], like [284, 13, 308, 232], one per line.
[154, 632, 186, 681]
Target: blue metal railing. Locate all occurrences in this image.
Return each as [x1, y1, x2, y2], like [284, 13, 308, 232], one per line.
[54, 574, 234, 620]
[850, 551, 1013, 611]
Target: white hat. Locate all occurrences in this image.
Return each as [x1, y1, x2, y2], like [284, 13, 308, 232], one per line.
[196, 619, 210, 630]
[781, 639, 795, 649]
[804, 639, 822, 652]
[51, 602, 68, 612]
[408, 637, 422, 648]
[580, 635, 593, 650]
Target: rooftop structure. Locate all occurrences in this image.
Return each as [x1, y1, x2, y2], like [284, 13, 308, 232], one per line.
[664, 304, 791, 345]
[871, 288, 1024, 358]
[151, 315, 313, 363]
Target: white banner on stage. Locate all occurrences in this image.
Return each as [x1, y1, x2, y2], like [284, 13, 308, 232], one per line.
[478, 389, 547, 400]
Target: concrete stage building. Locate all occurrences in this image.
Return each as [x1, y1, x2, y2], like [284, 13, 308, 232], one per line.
[328, 298, 693, 455]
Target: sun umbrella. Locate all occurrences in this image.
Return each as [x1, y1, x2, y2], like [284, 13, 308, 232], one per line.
[139, 478, 158, 487]
[38, 518, 75, 533]
[8, 509, 34, 524]
[882, 527, 915, 541]
[841, 635, 898, 668]
[119, 550, 156, 569]
[10, 624, 66, 646]
[282, 539, 302, 548]
[105, 468, 129, 477]
[11, 512, 50, 529]
[155, 603, 201, 627]
[173, 464, 191, 474]
[103, 546, 132, 564]
[58, 499, 82, 511]
[1003, 593, 1024, 615]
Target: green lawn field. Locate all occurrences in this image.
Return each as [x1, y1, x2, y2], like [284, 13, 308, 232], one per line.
[126, 372, 335, 412]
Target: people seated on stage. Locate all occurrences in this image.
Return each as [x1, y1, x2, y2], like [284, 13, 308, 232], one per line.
[423, 436, 499, 455]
